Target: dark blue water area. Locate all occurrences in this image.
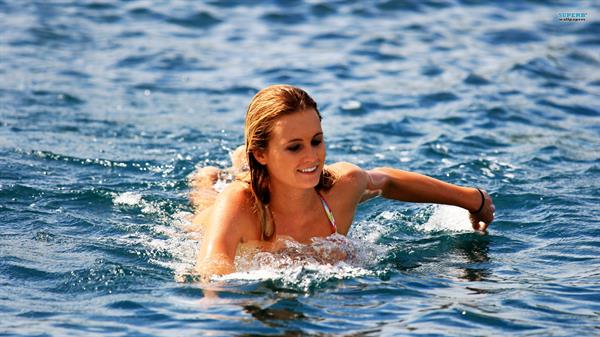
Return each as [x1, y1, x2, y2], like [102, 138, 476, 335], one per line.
[1, 0, 600, 336]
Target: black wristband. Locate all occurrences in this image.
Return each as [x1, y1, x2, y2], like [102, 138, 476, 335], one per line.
[471, 188, 485, 214]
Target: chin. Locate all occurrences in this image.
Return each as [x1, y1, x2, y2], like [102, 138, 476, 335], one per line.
[295, 170, 322, 188]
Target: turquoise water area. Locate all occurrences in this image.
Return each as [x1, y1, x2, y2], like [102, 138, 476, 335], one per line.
[1, 1, 599, 336]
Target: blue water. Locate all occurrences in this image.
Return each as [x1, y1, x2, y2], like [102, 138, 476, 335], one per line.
[1, 1, 599, 336]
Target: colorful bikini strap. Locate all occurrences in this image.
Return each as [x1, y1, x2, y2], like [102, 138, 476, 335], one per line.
[316, 190, 337, 234]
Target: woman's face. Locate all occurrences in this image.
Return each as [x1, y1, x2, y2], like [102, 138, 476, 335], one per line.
[254, 108, 325, 190]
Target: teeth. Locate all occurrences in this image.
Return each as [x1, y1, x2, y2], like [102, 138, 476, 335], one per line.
[298, 166, 317, 173]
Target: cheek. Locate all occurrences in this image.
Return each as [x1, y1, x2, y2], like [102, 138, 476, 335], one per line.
[319, 144, 326, 159]
[268, 149, 295, 171]
[283, 152, 301, 169]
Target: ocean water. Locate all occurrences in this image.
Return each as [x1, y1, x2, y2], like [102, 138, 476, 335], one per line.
[1, 0, 599, 336]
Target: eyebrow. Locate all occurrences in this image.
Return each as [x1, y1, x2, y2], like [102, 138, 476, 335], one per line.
[286, 132, 323, 143]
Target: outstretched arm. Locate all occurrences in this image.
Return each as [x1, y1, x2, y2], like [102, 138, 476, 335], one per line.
[365, 167, 495, 231]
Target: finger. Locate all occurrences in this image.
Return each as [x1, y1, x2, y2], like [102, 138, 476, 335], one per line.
[472, 219, 483, 231]
[476, 221, 489, 232]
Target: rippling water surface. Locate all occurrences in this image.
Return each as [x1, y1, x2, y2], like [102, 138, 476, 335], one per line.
[1, 1, 599, 336]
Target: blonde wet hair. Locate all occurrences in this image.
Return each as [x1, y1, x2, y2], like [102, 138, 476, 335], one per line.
[242, 85, 336, 241]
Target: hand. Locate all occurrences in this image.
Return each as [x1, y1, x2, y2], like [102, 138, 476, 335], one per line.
[469, 189, 495, 232]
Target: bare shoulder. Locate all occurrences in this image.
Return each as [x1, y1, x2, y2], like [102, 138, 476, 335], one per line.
[319, 162, 370, 235]
[213, 180, 255, 220]
[327, 162, 369, 188]
[218, 180, 253, 204]
[205, 180, 258, 241]
[324, 161, 369, 205]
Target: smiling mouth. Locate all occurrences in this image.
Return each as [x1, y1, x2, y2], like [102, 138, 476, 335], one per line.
[297, 166, 318, 173]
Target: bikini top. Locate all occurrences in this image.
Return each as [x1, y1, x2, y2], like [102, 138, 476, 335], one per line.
[316, 190, 337, 234]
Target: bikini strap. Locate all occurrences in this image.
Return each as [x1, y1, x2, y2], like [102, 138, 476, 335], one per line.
[316, 190, 337, 234]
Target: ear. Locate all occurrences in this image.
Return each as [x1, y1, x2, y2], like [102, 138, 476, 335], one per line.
[252, 148, 268, 166]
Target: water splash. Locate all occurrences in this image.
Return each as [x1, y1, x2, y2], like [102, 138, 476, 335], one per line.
[112, 191, 167, 216]
[418, 205, 474, 232]
[216, 234, 383, 291]
[112, 192, 200, 279]
[112, 190, 473, 290]
[113, 191, 142, 206]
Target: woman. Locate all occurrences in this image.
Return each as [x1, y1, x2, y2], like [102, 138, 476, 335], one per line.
[189, 85, 495, 277]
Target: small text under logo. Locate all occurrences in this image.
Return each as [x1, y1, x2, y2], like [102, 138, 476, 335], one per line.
[557, 12, 588, 22]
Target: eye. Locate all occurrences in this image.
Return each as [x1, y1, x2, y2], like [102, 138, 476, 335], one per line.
[287, 144, 301, 152]
[311, 139, 322, 147]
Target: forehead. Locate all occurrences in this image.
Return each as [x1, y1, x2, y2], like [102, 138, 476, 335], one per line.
[270, 109, 322, 142]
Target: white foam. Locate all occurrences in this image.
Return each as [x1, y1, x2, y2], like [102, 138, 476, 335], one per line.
[350, 210, 401, 243]
[419, 205, 473, 232]
[113, 192, 142, 205]
[109, 189, 424, 289]
[341, 100, 362, 110]
[111, 192, 201, 279]
[215, 260, 373, 292]
[141, 203, 160, 215]
[112, 191, 172, 219]
[206, 234, 384, 291]
[114, 189, 473, 289]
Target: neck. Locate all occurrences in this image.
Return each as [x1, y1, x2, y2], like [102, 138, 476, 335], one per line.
[268, 179, 318, 217]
